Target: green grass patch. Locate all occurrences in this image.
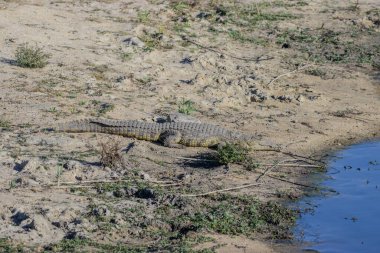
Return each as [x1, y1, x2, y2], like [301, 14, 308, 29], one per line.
[171, 194, 296, 239]
[178, 99, 196, 115]
[45, 238, 147, 253]
[227, 29, 268, 45]
[0, 238, 26, 253]
[227, 3, 299, 27]
[0, 119, 11, 130]
[276, 28, 380, 67]
[216, 143, 249, 165]
[171, 1, 191, 13]
[137, 10, 150, 23]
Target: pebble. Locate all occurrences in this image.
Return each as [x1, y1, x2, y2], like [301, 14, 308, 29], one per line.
[196, 12, 212, 19]
[123, 37, 145, 48]
[92, 206, 111, 217]
[296, 94, 306, 102]
[272, 95, 293, 102]
[139, 172, 151, 181]
[63, 160, 82, 171]
[249, 89, 268, 102]
[14, 158, 40, 173]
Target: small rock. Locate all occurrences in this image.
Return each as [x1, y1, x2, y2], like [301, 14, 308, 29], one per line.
[65, 231, 88, 240]
[63, 161, 82, 171]
[180, 57, 194, 64]
[135, 188, 156, 199]
[123, 37, 145, 48]
[177, 173, 190, 181]
[215, 6, 227, 16]
[308, 95, 320, 101]
[115, 75, 127, 83]
[296, 94, 306, 102]
[110, 214, 126, 225]
[179, 79, 194, 85]
[23, 215, 50, 232]
[14, 158, 41, 173]
[113, 188, 127, 198]
[92, 206, 111, 217]
[273, 95, 292, 102]
[196, 12, 211, 19]
[139, 172, 151, 181]
[249, 89, 267, 103]
[11, 209, 29, 225]
[85, 89, 102, 96]
[125, 187, 138, 196]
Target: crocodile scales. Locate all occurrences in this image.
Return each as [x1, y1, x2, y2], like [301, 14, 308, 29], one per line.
[57, 118, 257, 148]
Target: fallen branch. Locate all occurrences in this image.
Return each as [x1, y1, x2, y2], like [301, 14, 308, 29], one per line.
[181, 182, 262, 197]
[267, 64, 314, 86]
[266, 174, 317, 189]
[181, 36, 274, 62]
[255, 159, 295, 182]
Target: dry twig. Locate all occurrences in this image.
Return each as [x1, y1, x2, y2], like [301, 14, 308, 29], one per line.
[181, 36, 274, 62]
[267, 64, 314, 86]
[180, 183, 262, 197]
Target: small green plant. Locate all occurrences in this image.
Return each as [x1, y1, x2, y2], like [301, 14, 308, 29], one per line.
[136, 75, 153, 85]
[347, 0, 360, 11]
[91, 100, 115, 115]
[216, 143, 249, 165]
[9, 180, 17, 189]
[98, 103, 114, 115]
[120, 52, 132, 62]
[15, 43, 50, 68]
[56, 165, 63, 186]
[47, 107, 57, 113]
[173, 22, 191, 34]
[178, 99, 196, 115]
[0, 118, 11, 130]
[0, 238, 25, 252]
[227, 29, 268, 45]
[137, 10, 150, 23]
[171, 1, 191, 13]
[139, 32, 163, 51]
[230, 4, 299, 27]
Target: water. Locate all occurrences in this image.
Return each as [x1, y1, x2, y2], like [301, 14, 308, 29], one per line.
[296, 141, 380, 253]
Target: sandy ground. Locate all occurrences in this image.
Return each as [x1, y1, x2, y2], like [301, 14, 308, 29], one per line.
[0, 0, 379, 252]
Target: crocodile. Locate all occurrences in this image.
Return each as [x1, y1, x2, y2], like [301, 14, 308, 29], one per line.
[57, 118, 258, 148]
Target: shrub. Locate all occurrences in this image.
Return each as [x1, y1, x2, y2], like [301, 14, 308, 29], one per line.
[15, 43, 50, 68]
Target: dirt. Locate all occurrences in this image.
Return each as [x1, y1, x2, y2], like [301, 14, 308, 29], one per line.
[0, 0, 379, 252]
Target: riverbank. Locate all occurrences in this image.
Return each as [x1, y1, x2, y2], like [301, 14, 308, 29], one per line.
[0, 0, 379, 252]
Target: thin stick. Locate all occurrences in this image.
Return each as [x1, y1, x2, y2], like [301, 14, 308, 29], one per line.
[266, 174, 317, 189]
[260, 163, 321, 168]
[181, 36, 274, 62]
[267, 64, 313, 86]
[176, 156, 216, 162]
[181, 183, 262, 197]
[176, 155, 320, 168]
[255, 159, 294, 182]
[264, 149, 325, 164]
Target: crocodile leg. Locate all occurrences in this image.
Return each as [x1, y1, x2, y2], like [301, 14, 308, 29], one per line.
[160, 130, 184, 148]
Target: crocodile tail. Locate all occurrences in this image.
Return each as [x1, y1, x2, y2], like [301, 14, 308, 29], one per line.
[56, 119, 105, 133]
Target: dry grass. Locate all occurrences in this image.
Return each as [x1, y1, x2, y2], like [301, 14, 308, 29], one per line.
[98, 138, 125, 169]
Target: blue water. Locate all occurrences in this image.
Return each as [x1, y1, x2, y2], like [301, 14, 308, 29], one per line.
[296, 141, 380, 253]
